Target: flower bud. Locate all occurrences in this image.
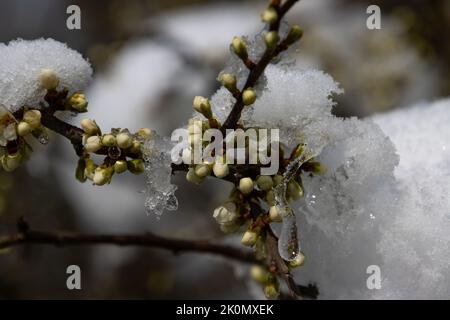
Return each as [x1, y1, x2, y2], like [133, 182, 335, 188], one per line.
[1, 152, 22, 172]
[285, 25, 304, 45]
[102, 134, 116, 147]
[219, 73, 237, 92]
[188, 119, 203, 134]
[17, 121, 31, 137]
[116, 133, 133, 149]
[114, 160, 127, 174]
[264, 31, 279, 50]
[192, 96, 212, 119]
[213, 162, 229, 178]
[213, 202, 240, 233]
[241, 229, 258, 247]
[287, 180, 303, 201]
[93, 167, 112, 186]
[186, 167, 204, 184]
[272, 174, 283, 186]
[75, 158, 87, 182]
[182, 148, 192, 164]
[242, 87, 256, 105]
[84, 159, 96, 180]
[137, 127, 152, 138]
[269, 206, 282, 222]
[127, 159, 145, 174]
[265, 190, 275, 206]
[130, 140, 141, 154]
[238, 177, 254, 195]
[3, 123, 17, 141]
[256, 175, 273, 191]
[38, 68, 59, 90]
[261, 7, 278, 24]
[67, 93, 88, 112]
[195, 163, 212, 178]
[81, 118, 100, 136]
[263, 283, 280, 300]
[23, 110, 41, 129]
[250, 265, 268, 284]
[84, 135, 102, 153]
[289, 252, 305, 268]
[231, 37, 248, 61]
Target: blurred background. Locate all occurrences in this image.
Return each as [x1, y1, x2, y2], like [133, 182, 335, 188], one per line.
[0, 0, 449, 299]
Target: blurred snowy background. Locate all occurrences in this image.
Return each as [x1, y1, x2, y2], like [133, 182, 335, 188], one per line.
[0, 0, 449, 299]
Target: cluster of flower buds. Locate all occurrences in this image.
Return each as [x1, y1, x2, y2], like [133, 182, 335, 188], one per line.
[0, 106, 46, 171]
[78, 118, 151, 185]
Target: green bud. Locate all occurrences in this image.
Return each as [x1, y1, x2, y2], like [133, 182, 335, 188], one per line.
[263, 283, 280, 300]
[67, 93, 88, 112]
[102, 134, 116, 147]
[231, 36, 248, 61]
[23, 110, 41, 129]
[272, 174, 283, 186]
[17, 121, 32, 137]
[289, 252, 305, 268]
[264, 31, 280, 50]
[285, 25, 303, 45]
[1, 152, 22, 172]
[287, 180, 303, 201]
[219, 73, 237, 93]
[84, 159, 96, 180]
[186, 167, 204, 184]
[242, 88, 257, 105]
[114, 160, 128, 174]
[130, 140, 141, 154]
[256, 175, 273, 191]
[261, 7, 278, 24]
[192, 96, 213, 119]
[269, 206, 282, 222]
[250, 265, 268, 284]
[137, 127, 152, 138]
[127, 159, 145, 174]
[265, 190, 275, 206]
[194, 163, 212, 178]
[93, 167, 113, 186]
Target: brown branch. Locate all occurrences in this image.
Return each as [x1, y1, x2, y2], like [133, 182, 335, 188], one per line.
[0, 219, 257, 265]
[221, 0, 299, 131]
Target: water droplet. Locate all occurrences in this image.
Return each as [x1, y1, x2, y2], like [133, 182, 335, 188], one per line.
[38, 133, 49, 145]
[108, 146, 121, 159]
[278, 208, 301, 261]
[369, 213, 376, 220]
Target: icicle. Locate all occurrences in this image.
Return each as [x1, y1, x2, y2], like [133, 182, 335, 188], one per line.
[274, 153, 312, 261]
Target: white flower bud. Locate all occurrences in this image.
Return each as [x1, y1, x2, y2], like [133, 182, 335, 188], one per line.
[256, 175, 273, 191]
[250, 265, 267, 284]
[3, 123, 17, 141]
[213, 162, 229, 178]
[269, 206, 282, 222]
[93, 167, 111, 186]
[127, 159, 145, 174]
[23, 110, 41, 129]
[182, 148, 192, 164]
[241, 229, 258, 247]
[219, 73, 237, 92]
[67, 93, 88, 112]
[38, 68, 59, 90]
[231, 36, 248, 61]
[238, 177, 254, 195]
[192, 96, 212, 119]
[84, 159, 96, 180]
[114, 160, 127, 174]
[80, 118, 100, 136]
[213, 202, 238, 225]
[242, 87, 257, 105]
[116, 133, 132, 149]
[195, 163, 212, 178]
[289, 252, 305, 268]
[261, 7, 278, 24]
[186, 167, 204, 184]
[188, 119, 203, 134]
[84, 135, 102, 153]
[137, 127, 152, 138]
[17, 121, 31, 137]
[102, 134, 116, 147]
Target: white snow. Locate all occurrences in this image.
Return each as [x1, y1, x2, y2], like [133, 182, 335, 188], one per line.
[0, 38, 92, 111]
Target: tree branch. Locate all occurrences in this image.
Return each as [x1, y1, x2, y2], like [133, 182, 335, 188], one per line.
[221, 0, 299, 131]
[0, 219, 257, 264]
